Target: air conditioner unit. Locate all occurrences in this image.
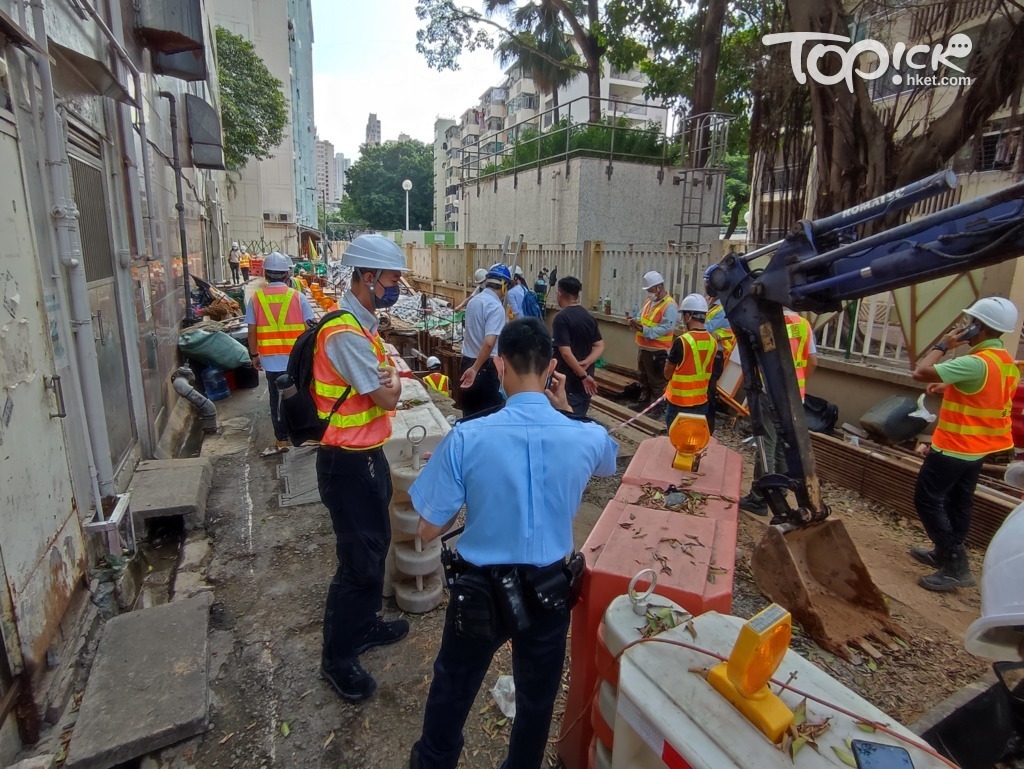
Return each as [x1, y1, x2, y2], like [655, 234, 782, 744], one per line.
[263, 213, 272, 221]
[278, 213, 289, 222]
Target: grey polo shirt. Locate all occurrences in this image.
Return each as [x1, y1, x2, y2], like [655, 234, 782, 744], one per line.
[322, 291, 383, 395]
[462, 288, 505, 359]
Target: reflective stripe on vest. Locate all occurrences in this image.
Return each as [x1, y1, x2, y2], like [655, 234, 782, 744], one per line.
[636, 295, 676, 350]
[424, 372, 450, 394]
[291, 277, 303, 292]
[785, 312, 811, 400]
[312, 315, 392, 450]
[932, 347, 1019, 455]
[665, 330, 717, 406]
[254, 286, 305, 356]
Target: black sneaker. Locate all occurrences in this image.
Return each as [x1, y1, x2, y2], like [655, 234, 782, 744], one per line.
[354, 618, 410, 655]
[909, 546, 938, 568]
[739, 493, 769, 516]
[321, 659, 376, 703]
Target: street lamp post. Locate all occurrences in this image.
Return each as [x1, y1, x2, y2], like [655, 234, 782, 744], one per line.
[402, 179, 412, 231]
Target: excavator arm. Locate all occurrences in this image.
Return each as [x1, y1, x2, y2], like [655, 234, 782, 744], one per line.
[711, 171, 1024, 527]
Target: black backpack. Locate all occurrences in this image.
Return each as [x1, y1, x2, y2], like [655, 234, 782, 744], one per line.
[278, 310, 358, 446]
[803, 393, 839, 435]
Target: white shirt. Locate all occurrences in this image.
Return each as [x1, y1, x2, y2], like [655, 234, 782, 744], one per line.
[462, 288, 505, 359]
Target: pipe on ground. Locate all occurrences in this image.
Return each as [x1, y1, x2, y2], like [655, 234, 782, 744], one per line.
[172, 368, 218, 433]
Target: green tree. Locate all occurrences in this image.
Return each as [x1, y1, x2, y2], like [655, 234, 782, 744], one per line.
[344, 141, 435, 230]
[215, 26, 288, 172]
[415, 0, 606, 122]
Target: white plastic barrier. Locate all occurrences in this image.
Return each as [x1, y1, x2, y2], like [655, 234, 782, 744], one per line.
[384, 378, 450, 614]
[610, 611, 951, 769]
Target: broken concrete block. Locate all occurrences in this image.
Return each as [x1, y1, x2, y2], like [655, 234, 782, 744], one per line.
[128, 459, 213, 530]
[178, 540, 210, 573]
[172, 571, 213, 601]
[6, 755, 57, 769]
[64, 595, 212, 769]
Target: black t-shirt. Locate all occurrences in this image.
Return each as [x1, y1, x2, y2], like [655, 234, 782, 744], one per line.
[552, 305, 603, 395]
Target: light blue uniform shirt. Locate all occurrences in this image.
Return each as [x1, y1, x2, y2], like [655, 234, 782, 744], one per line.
[462, 288, 505, 359]
[321, 291, 383, 395]
[244, 281, 314, 372]
[505, 284, 527, 319]
[410, 392, 619, 567]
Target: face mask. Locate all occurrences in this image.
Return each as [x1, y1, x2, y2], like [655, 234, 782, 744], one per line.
[374, 283, 400, 309]
[497, 362, 507, 400]
[647, 289, 659, 299]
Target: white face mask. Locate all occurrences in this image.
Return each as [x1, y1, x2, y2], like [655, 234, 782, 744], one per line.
[647, 289, 660, 298]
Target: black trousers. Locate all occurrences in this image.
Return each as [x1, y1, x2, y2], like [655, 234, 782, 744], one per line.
[317, 446, 392, 664]
[706, 351, 724, 434]
[913, 449, 984, 553]
[636, 348, 668, 403]
[241, 267, 250, 281]
[229, 263, 240, 283]
[459, 357, 502, 418]
[416, 569, 571, 769]
[266, 371, 287, 442]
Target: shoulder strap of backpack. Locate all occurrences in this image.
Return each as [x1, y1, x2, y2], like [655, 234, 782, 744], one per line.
[314, 309, 365, 420]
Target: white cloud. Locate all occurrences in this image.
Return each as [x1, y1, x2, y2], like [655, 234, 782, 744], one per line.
[312, 0, 506, 161]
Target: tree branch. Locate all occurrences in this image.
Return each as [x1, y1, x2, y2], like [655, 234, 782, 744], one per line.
[450, 4, 588, 71]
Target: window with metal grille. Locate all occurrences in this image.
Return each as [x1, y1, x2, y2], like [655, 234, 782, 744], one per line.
[69, 155, 114, 283]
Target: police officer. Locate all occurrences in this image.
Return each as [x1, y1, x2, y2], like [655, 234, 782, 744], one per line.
[245, 251, 314, 457]
[409, 318, 619, 769]
[314, 235, 411, 702]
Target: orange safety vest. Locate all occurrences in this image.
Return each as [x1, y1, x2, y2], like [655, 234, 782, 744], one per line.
[665, 330, 717, 407]
[706, 302, 736, 358]
[636, 295, 676, 351]
[239, 254, 251, 268]
[253, 286, 305, 357]
[312, 314, 392, 450]
[423, 372, 451, 396]
[785, 311, 811, 400]
[932, 347, 1019, 456]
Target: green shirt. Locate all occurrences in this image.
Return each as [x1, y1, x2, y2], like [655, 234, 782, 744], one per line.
[933, 339, 1008, 461]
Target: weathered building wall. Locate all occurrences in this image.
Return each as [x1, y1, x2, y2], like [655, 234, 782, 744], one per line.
[461, 157, 720, 248]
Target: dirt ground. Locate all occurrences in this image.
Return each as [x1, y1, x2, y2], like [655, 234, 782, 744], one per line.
[139, 387, 990, 769]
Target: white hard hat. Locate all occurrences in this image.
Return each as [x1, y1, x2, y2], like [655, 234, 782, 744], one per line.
[964, 296, 1018, 334]
[680, 293, 709, 313]
[642, 271, 665, 290]
[426, 356, 441, 369]
[474, 268, 488, 284]
[231, 241, 239, 249]
[342, 234, 410, 271]
[513, 265, 524, 277]
[965, 501, 1024, 660]
[263, 251, 292, 273]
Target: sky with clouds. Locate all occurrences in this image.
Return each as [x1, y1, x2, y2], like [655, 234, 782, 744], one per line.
[311, 1, 507, 162]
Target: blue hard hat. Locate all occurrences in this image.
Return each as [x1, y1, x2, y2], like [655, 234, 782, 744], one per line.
[703, 263, 720, 296]
[485, 263, 512, 283]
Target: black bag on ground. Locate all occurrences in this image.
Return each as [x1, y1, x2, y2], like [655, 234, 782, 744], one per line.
[803, 394, 839, 435]
[278, 309, 356, 446]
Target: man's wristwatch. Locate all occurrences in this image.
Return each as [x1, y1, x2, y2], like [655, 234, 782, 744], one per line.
[932, 342, 949, 354]
[250, 351, 259, 359]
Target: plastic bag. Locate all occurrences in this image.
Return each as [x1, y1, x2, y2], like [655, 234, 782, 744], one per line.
[178, 327, 250, 369]
[491, 674, 516, 718]
[909, 393, 937, 423]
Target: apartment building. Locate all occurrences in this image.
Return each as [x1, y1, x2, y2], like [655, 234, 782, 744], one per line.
[433, 58, 667, 236]
[366, 113, 382, 146]
[335, 152, 352, 203]
[315, 135, 337, 210]
[213, 0, 317, 255]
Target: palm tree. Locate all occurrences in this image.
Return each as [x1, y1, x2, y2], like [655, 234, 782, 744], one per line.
[491, 1, 584, 125]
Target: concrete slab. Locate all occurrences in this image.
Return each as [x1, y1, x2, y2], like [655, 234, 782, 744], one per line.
[65, 595, 213, 769]
[6, 755, 56, 769]
[128, 459, 213, 529]
[276, 446, 320, 508]
[177, 540, 210, 573]
[172, 572, 213, 601]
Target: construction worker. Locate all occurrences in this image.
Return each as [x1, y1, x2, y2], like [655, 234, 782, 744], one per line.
[740, 309, 818, 516]
[663, 294, 717, 430]
[627, 271, 678, 411]
[703, 264, 736, 434]
[455, 268, 488, 313]
[422, 357, 451, 397]
[408, 318, 619, 769]
[314, 234, 411, 702]
[910, 297, 1020, 592]
[459, 263, 509, 418]
[245, 251, 314, 457]
[239, 251, 251, 282]
[228, 241, 242, 283]
[505, 265, 528, 320]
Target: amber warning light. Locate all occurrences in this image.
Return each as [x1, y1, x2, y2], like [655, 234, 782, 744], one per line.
[668, 412, 711, 471]
[706, 603, 795, 743]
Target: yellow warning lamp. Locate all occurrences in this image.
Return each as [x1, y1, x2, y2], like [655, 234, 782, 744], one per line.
[668, 412, 711, 471]
[706, 604, 795, 743]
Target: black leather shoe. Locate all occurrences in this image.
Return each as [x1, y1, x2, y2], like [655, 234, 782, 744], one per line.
[321, 659, 376, 703]
[739, 493, 768, 516]
[909, 546, 938, 568]
[354, 618, 410, 655]
[409, 741, 421, 769]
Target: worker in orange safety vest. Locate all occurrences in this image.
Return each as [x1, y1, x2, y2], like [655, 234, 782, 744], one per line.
[911, 296, 1021, 592]
[627, 270, 678, 409]
[422, 356, 451, 397]
[663, 293, 717, 431]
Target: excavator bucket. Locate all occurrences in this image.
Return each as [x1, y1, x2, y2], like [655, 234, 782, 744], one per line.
[751, 519, 905, 660]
